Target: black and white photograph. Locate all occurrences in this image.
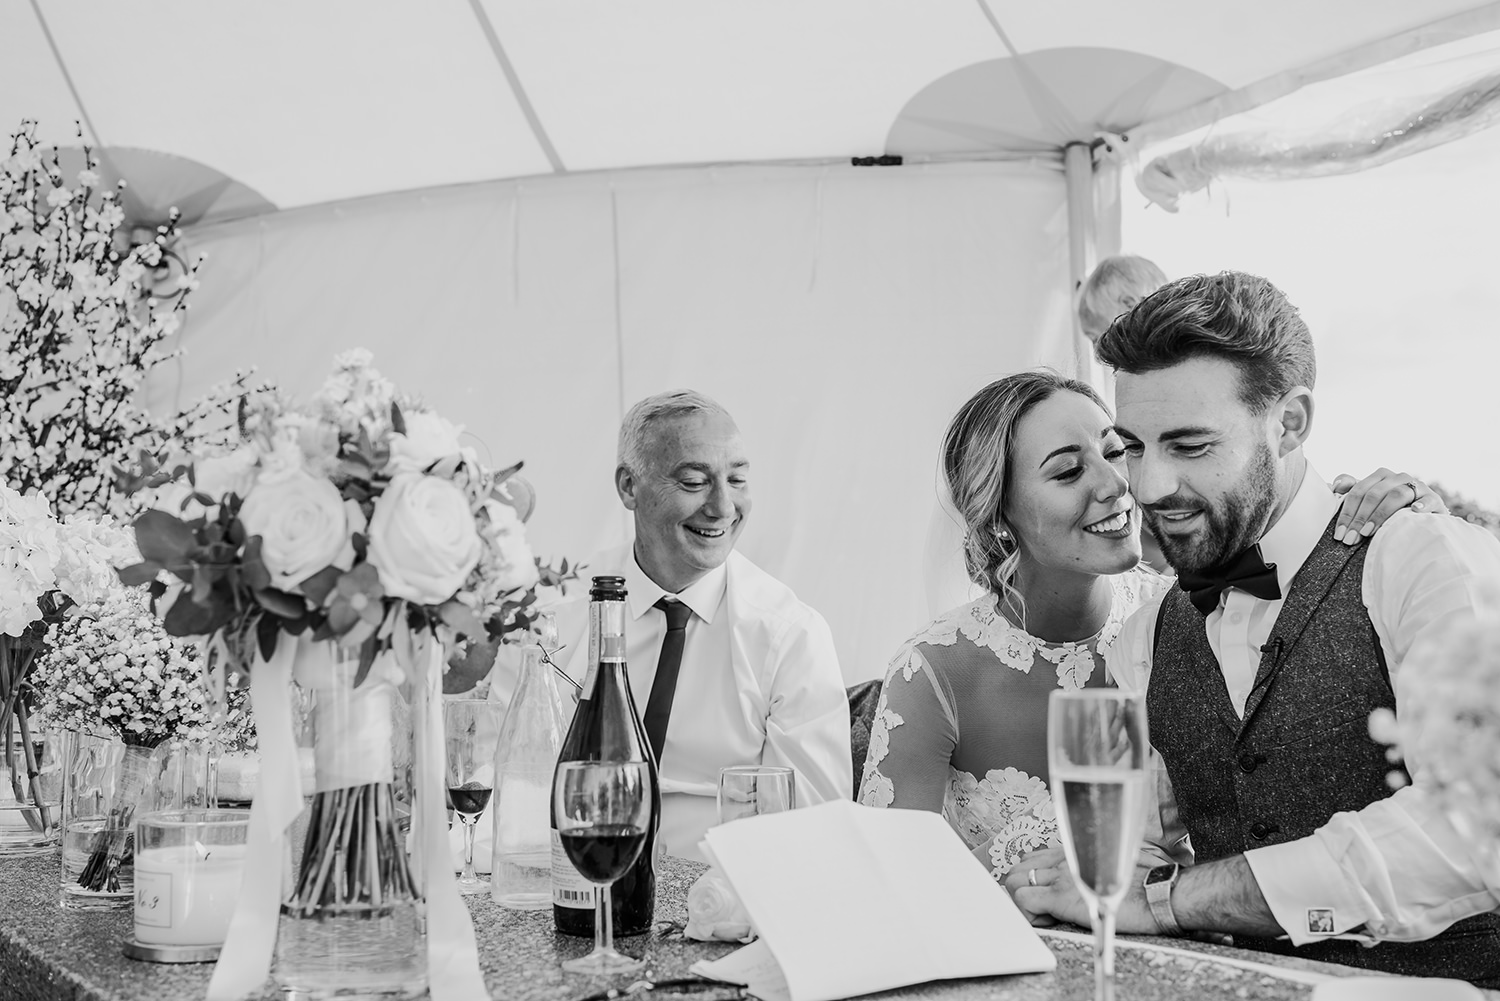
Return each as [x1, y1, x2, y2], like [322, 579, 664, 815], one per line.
[2, 4, 1500, 1001]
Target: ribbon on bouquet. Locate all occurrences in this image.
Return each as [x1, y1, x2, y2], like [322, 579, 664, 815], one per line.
[207, 635, 302, 1001]
[206, 632, 488, 1001]
[410, 629, 489, 1000]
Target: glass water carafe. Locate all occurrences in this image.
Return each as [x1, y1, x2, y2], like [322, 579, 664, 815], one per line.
[490, 645, 569, 910]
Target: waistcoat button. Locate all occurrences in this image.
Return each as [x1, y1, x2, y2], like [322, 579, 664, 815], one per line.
[1238, 753, 1258, 773]
[1249, 821, 1278, 840]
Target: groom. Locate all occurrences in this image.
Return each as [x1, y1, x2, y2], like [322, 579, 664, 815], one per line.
[1010, 271, 1500, 985]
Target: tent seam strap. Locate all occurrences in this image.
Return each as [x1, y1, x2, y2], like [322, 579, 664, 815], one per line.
[467, 0, 566, 174]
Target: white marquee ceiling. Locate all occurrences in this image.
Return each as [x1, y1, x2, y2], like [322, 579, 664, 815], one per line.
[4, 0, 1498, 224]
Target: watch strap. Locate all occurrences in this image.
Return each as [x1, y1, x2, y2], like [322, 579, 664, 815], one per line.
[1144, 863, 1183, 936]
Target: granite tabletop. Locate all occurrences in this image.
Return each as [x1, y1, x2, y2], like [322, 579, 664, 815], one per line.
[0, 852, 1385, 1001]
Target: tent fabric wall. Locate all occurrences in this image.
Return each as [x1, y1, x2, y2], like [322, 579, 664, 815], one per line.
[1121, 119, 1500, 512]
[149, 160, 1074, 683]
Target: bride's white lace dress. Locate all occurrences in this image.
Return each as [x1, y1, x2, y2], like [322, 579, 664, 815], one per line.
[858, 568, 1168, 879]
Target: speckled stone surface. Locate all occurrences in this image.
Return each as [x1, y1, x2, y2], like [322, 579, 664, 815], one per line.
[0, 852, 1395, 1001]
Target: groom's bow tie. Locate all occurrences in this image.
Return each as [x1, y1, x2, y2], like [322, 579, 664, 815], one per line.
[1176, 544, 1281, 616]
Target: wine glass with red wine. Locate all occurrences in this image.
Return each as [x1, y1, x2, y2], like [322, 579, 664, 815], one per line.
[443, 698, 503, 894]
[553, 760, 652, 975]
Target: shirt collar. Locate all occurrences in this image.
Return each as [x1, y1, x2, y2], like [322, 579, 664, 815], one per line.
[623, 547, 728, 625]
[1258, 462, 1338, 593]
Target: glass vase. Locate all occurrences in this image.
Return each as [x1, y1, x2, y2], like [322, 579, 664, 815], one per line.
[59, 734, 214, 909]
[273, 642, 427, 1001]
[59, 733, 158, 909]
[0, 729, 62, 856]
[0, 633, 61, 856]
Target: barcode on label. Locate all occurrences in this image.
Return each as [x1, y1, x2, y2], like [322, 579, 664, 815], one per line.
[555, 888, 593, 904]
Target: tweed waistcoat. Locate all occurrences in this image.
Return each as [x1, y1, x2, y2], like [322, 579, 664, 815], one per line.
[1149, 514, 1500, 985]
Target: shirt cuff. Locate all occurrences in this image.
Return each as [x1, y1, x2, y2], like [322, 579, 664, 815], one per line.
[1244, 840, 1373, 946]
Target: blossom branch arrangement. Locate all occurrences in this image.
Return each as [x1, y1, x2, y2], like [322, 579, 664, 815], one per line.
[1, 121, 264, 523]
[32, 586, 221, 892]
[0, 482, 139, 849]
[116, 350, 568, 935]
[1370, 584, 1500, 857]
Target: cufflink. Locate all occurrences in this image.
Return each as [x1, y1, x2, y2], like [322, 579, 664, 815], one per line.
[1306, 907, 1336, 936]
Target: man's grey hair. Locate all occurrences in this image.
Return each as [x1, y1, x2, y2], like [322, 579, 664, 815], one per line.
[617, 390, 732, 473]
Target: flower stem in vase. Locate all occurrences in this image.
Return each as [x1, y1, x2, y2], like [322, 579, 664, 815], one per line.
[286, 783, 416, 917]
[74, 742, 154, 893]
[14, 707, 52, 834]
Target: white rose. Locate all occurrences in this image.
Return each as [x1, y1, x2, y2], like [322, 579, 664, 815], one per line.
[481, 499, 538, 594]
[684, 868, 756, 943]
[194, 447, 260, 502]
[238, 469, 349, 591]
[367, 473, 481, 605]
[387, 411, 465, 476]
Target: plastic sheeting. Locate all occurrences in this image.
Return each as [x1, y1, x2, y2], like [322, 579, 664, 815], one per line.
[1136, 29, 1500, 209]
[146, 161, 1074, 683]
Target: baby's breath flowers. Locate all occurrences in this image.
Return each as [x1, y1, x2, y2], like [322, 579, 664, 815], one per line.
[1369, 583, 1500, 850]
[31, 586, 232, 892]
[32, 588, 213, 747]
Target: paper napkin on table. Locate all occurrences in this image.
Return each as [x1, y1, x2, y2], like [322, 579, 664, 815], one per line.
[689, 800, 1055, 1001]
[1312, 978, 1482, 1000]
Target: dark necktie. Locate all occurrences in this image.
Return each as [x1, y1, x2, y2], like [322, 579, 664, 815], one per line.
[1176, 543, 1282, 616]
[643, 597, 692, 765]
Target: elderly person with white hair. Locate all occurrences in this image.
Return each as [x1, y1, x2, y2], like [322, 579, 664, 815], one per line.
[500, 390, 852, 862]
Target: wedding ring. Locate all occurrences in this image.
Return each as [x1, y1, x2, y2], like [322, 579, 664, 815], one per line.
[1027, 868, 1038, 887]
[1406, 481, 1419, 503]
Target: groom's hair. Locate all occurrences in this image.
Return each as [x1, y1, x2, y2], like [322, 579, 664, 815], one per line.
[1095, 270, 1315, 413]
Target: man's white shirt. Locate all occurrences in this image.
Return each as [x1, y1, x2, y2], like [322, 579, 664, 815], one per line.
[1108, 464, 1500, 944]
[545, 545, 851, 862]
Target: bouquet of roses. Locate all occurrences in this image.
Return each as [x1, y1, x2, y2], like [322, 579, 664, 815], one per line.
[1370, 583, 1500, 862]
[31, 586, 225, 891]
[0, 482, 138, 845]
[117, 351, 552, 990]
[119, 348, 541, 676]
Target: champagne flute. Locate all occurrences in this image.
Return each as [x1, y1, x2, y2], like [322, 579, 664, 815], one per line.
[717, 765, 796, 824]
[443, 699, 502, 894]
[553, 761, 652, 975]
[1047, 689, 1149, 1001]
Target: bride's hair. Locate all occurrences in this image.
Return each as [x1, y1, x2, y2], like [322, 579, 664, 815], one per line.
[942, 370, 1108, 616]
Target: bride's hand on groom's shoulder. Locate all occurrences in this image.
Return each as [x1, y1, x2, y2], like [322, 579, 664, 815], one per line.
[1331, 468, 1447, 546]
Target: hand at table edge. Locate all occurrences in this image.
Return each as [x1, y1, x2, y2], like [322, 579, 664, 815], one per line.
[1005, 849, 1286, 939]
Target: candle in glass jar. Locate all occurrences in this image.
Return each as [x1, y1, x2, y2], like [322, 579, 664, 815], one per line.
[133, 843, 247, 946]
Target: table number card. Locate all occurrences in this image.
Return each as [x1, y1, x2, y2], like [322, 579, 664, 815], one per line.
[133, 868, 173, 929]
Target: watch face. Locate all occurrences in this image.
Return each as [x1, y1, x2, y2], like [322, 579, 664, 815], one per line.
[1145, 865, 1176, 886]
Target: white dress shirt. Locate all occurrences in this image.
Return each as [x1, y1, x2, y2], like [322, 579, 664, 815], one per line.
[1108, 463, 1500, 945]
[546, 544, 851, 862]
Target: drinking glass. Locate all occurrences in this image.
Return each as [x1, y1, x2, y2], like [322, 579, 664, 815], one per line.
[443, 699, 502, 894]
[716, 765, 796, 825]
[1047, 689, 1150, 1001]
[553, 761, 652, 975]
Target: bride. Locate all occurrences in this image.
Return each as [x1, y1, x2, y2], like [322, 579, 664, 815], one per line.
[858, 370, 1440, 878]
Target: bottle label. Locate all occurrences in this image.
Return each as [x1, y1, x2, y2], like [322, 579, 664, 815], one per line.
[551, 828, 595, 909]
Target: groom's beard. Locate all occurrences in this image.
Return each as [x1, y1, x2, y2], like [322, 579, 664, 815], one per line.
[1144, 440, 1279, 573]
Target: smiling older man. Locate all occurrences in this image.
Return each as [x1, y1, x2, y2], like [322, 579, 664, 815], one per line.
[547, 390, 851, 861]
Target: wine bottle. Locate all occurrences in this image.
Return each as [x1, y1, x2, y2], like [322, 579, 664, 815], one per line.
[551, 576, 661, 937]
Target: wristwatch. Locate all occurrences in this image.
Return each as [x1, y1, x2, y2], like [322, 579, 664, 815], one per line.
[1143, 863, 1183, 936]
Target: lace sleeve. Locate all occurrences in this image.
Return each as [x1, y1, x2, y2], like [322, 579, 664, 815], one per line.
[857, 644, 957, 812]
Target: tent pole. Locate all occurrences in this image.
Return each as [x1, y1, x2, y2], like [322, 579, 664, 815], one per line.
[1063, 142, 1098, 386]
